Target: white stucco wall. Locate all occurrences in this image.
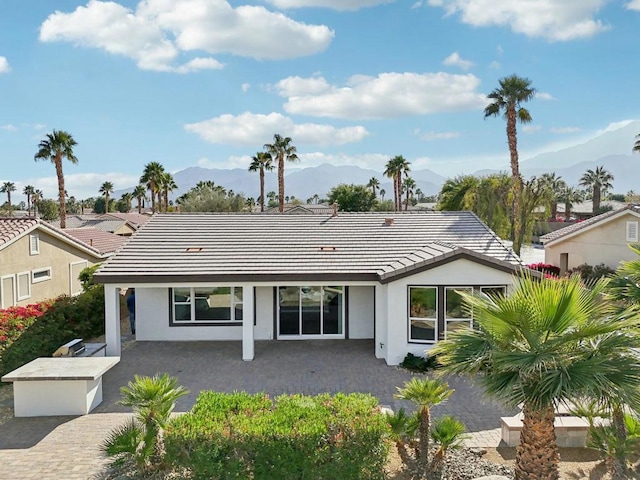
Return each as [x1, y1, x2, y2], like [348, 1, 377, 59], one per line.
[384, 258, 515, 365]
[348, 286, 374, 339]
[135, 287, 272, 341]
[544, 213, 640, 270]
[374, 284, 388, 360]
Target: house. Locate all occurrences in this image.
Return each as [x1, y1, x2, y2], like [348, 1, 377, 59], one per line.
[0, 218, 112, 308]
[63, 228, 129, 256]
[265, 203, 336, 215]
[540, 205, 640, 273]
[94, 211, 526, 365]
[49, 213, 147, 236]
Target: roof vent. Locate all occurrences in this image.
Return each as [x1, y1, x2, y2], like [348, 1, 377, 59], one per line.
[384, 218, 394, 226]
[319, 246, 337, 251]
[186, 247, 203, 253]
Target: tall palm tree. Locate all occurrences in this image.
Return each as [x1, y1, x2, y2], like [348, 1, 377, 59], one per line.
[248, 151, 274, 212]
[23, 185, 35, 216]
[380, 188, 386, 201]
[395, 378, 453, 476]
[140, 162, 165, 213]
[34, 130, 78, 228]
[121, 192, 134, 212]
[1, 181, 16, 215]
[384, 155, 410, 211]
[264, 134, 299, 213]
[366, 177, 380, 197]
[579, 166, 615, 215]
[32, 189, 43, 218]
[158, 172, 177, 212]
[484, 75, 535, 179]
[402, 176, 416, 210]
[633, 133, 640, 153]
[133, 185, 147, 214]
[433, 274, 640, 480]
[539, 173, 565, 220]
[99, 181, 114, 213]
[558, 186, 583, 221]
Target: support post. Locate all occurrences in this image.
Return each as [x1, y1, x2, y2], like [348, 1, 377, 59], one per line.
[242, 285, 255, 361]
[105, 284, 121, 356]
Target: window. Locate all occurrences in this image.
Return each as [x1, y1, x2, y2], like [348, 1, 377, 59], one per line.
[627, 221, 639, 242]
[29, 234, 39, 255]
[278, 286, 344, 337]
[16, 272, 31, 301]
[31, 267, 52, 283]
[480, 286, 506, 300]
[445, 287, 473, 337]
[409, 287, 437, 343]
[172, 287, 243, 324]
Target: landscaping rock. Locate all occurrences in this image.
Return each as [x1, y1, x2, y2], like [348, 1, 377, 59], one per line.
[472, 477, 511, 480]
[442, 449, 513, 480]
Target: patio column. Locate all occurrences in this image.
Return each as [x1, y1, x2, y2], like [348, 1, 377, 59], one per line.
[242, 285, 254, 361]
[105, 284, 121, 356]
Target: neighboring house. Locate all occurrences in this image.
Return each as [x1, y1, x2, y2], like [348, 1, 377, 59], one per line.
[49, 214, 141, 236]
[0, 218, 111, 309]
[64, 228, 129, 256]
[95, 212, 527, 365]
[265, 203, 336, 215]
[540, 205, 640, 273]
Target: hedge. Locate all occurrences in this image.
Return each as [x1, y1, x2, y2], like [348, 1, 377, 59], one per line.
[165, 391, 389, 480]
[0, 286, 106, 376]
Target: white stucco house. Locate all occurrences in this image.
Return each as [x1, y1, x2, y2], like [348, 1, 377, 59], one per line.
[94, 211, 527, 365]
[541, 205, 640, 273]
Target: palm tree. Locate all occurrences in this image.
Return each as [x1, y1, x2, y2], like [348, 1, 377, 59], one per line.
[395, 378, 454, 476]
[558, 185, 583, 221]
[539, 173, 565, 220]
[1, 181, 16, 215]
[402, 176, 416, 211]
[579, 166, 614, 215]
[367, 177, 380, 197]
[384, 155, 410, 211]
[158, 172, 177, 212]
[264, 134, 299, 213]
[99, 181, 114, 214]
[248, 151, 274, 212]
[380, 189, 386, 201]
[121, 192, 134, 212]
[34, 130, 78, 228]
[433, 274, 640, 480]
[140, 162, 165, 213]
[634, 134, 640, 153]
[23, 185, 35, 216]
[133, 185, 147, 214]
[32, 189, 43, 218]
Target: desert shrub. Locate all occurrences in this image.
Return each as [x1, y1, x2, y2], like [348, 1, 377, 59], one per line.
[527, 262, 561, 277]
[400, 352, 440, 373]
[165, 391, 389, 480]
[569, 263, 615, 283]
[0, 286, 106, 375]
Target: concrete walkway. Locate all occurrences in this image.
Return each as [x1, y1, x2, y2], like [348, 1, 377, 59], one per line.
[0, 340, 514, 479]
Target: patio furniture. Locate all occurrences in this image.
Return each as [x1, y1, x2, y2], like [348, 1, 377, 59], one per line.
[1, 356, 119, 417]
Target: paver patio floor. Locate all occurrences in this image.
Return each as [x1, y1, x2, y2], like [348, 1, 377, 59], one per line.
[0, 340, 515, 479]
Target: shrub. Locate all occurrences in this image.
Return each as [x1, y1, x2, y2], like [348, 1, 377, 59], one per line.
[569, 263, 615, 283]
[165, 391, 389, 480]
[400, 352, 440, 373]
[527, 262, 561, 277]
[0, 286, 106, 376]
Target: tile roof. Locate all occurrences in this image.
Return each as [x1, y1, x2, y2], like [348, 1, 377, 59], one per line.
[94, 211, 522, 284]
[64, 228, 129, 255]
[103, 213, 152, 227]
[49, 214, 136, 233]
[540, 205, 640, 244]
[0, 217, 38, 247]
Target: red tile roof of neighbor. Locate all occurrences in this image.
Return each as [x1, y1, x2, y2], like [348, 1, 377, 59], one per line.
[0, 217, 38, 247]
[64, 228, 129, 255]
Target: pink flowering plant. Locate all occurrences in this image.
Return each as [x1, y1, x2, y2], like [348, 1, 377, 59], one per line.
[0, 302, 51, 356]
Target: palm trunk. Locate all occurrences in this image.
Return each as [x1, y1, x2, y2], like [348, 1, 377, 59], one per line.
[395, 176, 400, 212]
[405, 189, 409, 211]
[506, 106, 521, 245]
[515, 403, 559, 480]
[150, 183, 156, 213]
[278, 156, 284, 213]
[593, 187, 600, 215]
[260, 168, 265, 212]
[55, 157, 67, 228]
[550, 201, 557, 220]
[417, 407, 430, 478]
[27, 196, 31, 217]
[105, 194, 109, 213]
[565, 203, 571, 222]
[164, 190, 169, 213]
[611, 405, 628, 480]
[137, 198, 142, 214]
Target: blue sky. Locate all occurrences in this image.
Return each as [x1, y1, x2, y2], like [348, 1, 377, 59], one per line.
[0, 0, 639, 200]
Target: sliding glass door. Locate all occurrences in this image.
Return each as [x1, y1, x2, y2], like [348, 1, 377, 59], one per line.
[278, 286, 344, 338]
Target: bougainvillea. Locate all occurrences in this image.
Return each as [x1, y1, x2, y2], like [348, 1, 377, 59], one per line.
[0, 301, 52, 354]
[527, 262, 561, 277]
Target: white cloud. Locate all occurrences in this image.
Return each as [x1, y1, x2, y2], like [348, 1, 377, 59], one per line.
[627, 0, 640, 10]
[241, 83, 251, 93]
[536, 92, 555, 101]
[442, 52, 474, 70]
[184, 112, 369, 146]
[417, 130, 461, 141]
[550, 126, 581, 134]
[427, 0, 609, 41]
[298, 152, 391, 170]
[39, 0, 333, 72]
[1, 124, 17, 132]
[24, 172, 141, 201]
[489, 60, 501, 69]
[276, 72, 488, 120]
[411, 1, 424, 8]
[0, 56, 10, 73]
[597, 119, 637, 134]
[522, 125, 542, 134]
[266, 0, 394, 10]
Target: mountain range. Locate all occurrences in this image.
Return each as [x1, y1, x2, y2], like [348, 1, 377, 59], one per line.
[116, 120, 640, 200]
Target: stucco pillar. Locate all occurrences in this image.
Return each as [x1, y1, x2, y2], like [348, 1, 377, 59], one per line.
[242, 285, 254, 361]
[105, 284, 121, 356]
[374, 284, 388, 360]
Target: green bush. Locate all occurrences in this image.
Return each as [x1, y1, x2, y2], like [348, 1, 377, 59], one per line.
[165, 391, 389, 480]
[0, 286, 106, 376]
[568, 263, 615, 283]
[400, 352, 440, 372]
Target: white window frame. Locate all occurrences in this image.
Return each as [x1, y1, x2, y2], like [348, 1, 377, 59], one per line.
[276, 286, 345, 339]
[408, 286, 438, 344]
[627, 221, 639, 242]
[31, 267, 52, 284]
[69, 260, 89, 296]
[16, 271, 31, 301]
[171, 287, 242, 324]
[29, 234, 40, 255]
[0, 274, 16, 309]
[444, 287, 474, 338]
